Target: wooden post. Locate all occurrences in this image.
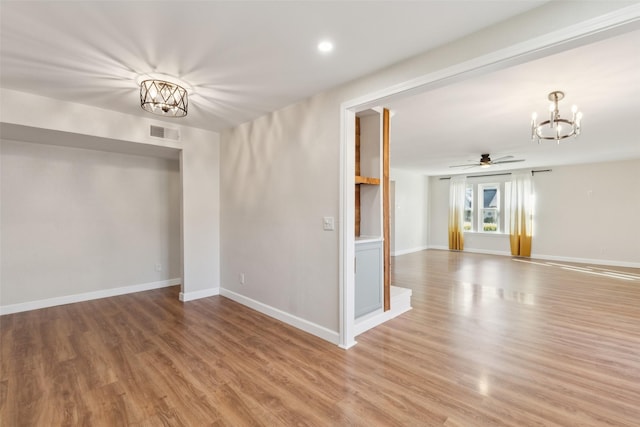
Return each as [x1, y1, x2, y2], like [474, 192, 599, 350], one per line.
[355, 117, 361, 237]
[383, 109, 390, 311]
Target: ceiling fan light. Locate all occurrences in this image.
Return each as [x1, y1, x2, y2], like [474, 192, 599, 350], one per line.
[449, 153, 525, 169]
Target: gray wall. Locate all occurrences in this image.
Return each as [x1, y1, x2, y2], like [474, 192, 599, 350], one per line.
[1, 87, 221, 310]
[390, 169, 429, 256]
[1, 139, 181, 305]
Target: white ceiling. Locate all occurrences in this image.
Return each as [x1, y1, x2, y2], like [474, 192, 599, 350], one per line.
[386, 27, 640, 176]
[1, 1, 548, 131]
[1, 1, 638, 176]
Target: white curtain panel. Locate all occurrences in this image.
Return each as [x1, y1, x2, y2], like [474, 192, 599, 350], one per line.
[448, 176, 467, 250]
[509, 171, 534, 256]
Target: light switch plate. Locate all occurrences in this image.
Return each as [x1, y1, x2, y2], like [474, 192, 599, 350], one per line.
[323, 216, 335, 231]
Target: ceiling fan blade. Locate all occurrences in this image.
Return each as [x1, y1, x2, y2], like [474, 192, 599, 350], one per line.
[491, 155, 514, 162]
[493, 159, 525, 164]
[450, 163, 481, 168]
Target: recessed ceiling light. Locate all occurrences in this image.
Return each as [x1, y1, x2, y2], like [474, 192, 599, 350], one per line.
[317, 40, 334, 53]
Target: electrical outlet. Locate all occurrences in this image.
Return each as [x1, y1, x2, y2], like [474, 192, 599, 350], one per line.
[239, 273, 245, 284]
[155, 262, 162, 272]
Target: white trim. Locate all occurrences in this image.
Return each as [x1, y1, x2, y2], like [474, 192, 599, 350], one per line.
[221, 288, 340, 346]
[0, 278, 181, 315]
[339, 8, 640, 348]
[339, 108, 357, 350]
[354, 286, 412, 336]
[391, 246, 428, 257]
[179, 287, 220, 302]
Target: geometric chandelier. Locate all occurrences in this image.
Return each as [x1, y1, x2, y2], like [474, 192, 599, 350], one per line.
[531, 90, 582, 144]
[140, 79, 188, 117]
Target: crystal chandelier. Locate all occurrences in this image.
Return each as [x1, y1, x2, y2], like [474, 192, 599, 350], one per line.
[140, 79, 188, 117]
[531, 91, 582, 144]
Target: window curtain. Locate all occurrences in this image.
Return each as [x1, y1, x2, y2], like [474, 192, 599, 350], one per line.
[509, 172, 533, 257]
[448, 176, 466, 250]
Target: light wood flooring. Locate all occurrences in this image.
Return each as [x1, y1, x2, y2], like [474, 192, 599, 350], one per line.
[2, 250, 640, 426]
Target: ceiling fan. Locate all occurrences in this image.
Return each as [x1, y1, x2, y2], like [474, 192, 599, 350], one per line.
[449, 154, 525, 169]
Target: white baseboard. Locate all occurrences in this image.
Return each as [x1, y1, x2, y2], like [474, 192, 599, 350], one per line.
[220, 288, 340, 345]
[354, 286, 412, 336]
[0, 278, 181, 316]
[391, 246, 428, 257]
[179, 287, 220, 302]
[338, 339, 358, 350]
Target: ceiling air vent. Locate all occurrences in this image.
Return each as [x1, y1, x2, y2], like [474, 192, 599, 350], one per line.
[150, 125, 180, 141]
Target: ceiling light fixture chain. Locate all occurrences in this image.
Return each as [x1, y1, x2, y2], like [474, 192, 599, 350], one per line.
[531, 90, 582, 144]
[140, 79, 188, 117]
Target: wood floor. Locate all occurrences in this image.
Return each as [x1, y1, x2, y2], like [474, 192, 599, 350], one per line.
[2, 250, 640, 426]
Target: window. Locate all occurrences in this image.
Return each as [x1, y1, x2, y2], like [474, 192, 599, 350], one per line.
[464, 182, 505, 233]
[464, 186, 473, 230]
[479, 184, 499, 232]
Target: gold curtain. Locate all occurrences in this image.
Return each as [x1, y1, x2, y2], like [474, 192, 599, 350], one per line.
[509, 172, 533, 257]
[448, 177, 466, 251]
